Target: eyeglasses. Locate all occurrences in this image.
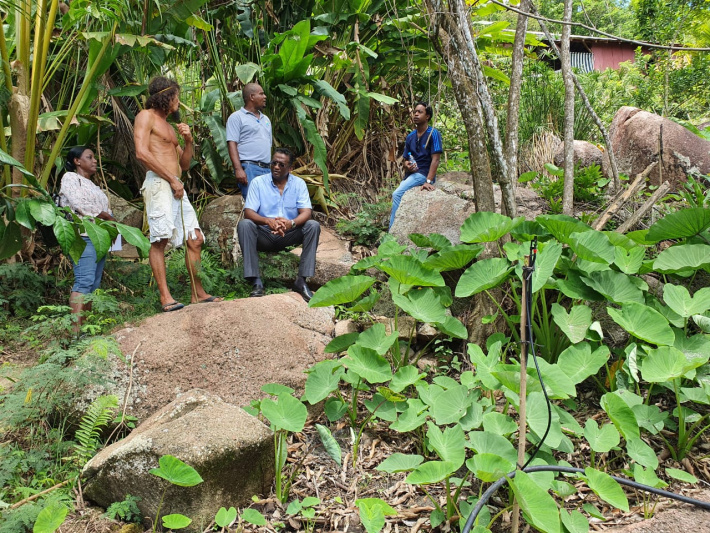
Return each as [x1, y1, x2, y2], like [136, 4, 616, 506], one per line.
[270, 161, 288, 168]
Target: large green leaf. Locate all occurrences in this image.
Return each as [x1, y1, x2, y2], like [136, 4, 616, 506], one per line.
[584, 419, 620, 453]
[641, 346, 703, 382]
[626, 437, 658, 469]
[556, 270, 604, 301]
[390, 366, 424, 392]
[405, 461, 456, 485]
[377, 255, 445, 286]
[646, 207, 710, 242]
[149, 455, 204, 487]
[560, 509, 589, 533]
[468, 343, 502, 390]
[569, 230, 615, 263]
[342, 345, 392, 384]
[358, 323, 398, 356]
[551, 303, 591, 343]
[28, 199, 56, 226]
[467, 431, 518, 463]
[663, 284, 710, 318]
[295, 106, 329, 190]
[614, 245, 645, 275]
[426, 422, 465, 468]
[324, 332, 359, 354]
[313, 79, 350, 120]
[527, 392, 563, 448]
[425, 244, 483, 271]
[409, 232, 453, 251]
[303, 360, 343, 404]
[600, 392, 640, 440]
[531, 240, 562, 293]
[391, 287, 447, 323]
[466, 453, 515, 483]
[581, 270, 644, 304]
[33, 502, 68, 533]
[460, 211, 524, 243]
[584, 467, 629, 512]
[83, 220, 111, 261]
[429, 385, 471, 425]
[376, 453, 424, 473]
[113, 222, 149, 257]
[456, 258, 512, 297]
[537, 214, 591, 244]
[607, 302, 675, 346]
[509, 471, 561, 533]
[558, 343, 609, 385]
[482, 411, 517, 436]
[260, 393, 308, 432]
[162, 514, 192, 530]
[653, 244, 710, 274]
[309, 275, 376, 307]
[434, 315, 468, 339]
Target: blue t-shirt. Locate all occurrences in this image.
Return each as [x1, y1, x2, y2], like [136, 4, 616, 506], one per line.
[401, 126, 443, 178]
[244, 173, 312, 220]
[226, 107, 272, 164]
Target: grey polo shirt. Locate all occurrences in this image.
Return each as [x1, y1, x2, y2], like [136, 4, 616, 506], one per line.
[226, 107, 272, 164]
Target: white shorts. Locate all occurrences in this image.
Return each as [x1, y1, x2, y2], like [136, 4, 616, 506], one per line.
[141, 171, 200, 248]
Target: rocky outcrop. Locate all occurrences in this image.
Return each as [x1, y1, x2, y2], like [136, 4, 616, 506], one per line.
[390, 178, 545, 246]
[553, 140, 611, 176]
[83, 389, 274, 531]
[107, 294, 334, 421]
[200, 195, 244, 253]
[610, 106, 710, 188]
[290, 227, 355, 288]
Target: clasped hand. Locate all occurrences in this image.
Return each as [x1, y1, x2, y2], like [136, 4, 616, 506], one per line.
[266, 217, 292, 237]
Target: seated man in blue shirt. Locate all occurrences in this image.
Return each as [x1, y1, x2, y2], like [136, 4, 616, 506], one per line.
[389, 101, 443, 230]
[237, 148, 321, 301]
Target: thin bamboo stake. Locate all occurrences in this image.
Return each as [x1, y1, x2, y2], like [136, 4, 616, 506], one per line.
[512, 254, 530, 533]
[9, 480, 70, 509]
[616, 182, 671, 234]
[593, 162, 657, 230]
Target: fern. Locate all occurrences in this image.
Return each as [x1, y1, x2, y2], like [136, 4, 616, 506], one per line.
[74, 395, 119, 461]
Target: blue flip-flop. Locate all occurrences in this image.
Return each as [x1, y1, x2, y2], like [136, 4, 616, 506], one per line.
[162, 301, 185, 312]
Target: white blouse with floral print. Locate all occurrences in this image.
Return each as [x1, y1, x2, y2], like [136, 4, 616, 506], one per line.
[58, 172, 109, 217]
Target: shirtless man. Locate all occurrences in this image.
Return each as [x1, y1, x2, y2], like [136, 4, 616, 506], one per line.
[134, 77, 221, 311]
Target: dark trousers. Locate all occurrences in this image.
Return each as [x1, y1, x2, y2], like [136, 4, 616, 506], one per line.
[237, 219, 320, 279]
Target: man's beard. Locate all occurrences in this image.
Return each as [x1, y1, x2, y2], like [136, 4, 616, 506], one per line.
[169, 110, 181, 123]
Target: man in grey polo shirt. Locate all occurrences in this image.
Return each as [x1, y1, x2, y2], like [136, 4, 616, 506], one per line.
[237, 148, 320, 302]
[227, 82, 272, 198]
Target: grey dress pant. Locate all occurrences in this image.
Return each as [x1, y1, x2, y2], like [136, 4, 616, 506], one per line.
[237, 219, 320, 278]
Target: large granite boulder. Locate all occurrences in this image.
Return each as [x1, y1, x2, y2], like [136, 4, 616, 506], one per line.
[553, 140, 611, 177]
[390, 178, 546, 245]
[610, 106, 710, 188]
[109, 193, 143, 229]
[83, 389, 274, 531]
[290, 227, 355, 287]
[107, 293, 334, 421]
[200, 195, 244, 252]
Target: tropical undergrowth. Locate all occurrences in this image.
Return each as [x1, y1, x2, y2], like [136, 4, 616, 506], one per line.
[245, 205, 710, 532]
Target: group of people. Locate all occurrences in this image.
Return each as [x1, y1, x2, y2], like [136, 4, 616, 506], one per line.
[60, 76, 443, 330]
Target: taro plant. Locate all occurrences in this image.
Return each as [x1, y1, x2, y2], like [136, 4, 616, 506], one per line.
[254, 384, 308, 504]
[148, 455, 203, 532]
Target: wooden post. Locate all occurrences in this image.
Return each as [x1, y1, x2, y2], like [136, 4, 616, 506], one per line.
[616, 182, 672, 234]
[512, 254, 530, 533]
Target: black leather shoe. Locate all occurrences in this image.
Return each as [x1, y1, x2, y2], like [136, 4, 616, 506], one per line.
[250, 285, 265, 297]
[292, 282, 314, 302]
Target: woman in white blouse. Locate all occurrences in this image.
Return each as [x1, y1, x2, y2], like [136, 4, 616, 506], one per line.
[58, 146, 115, 334]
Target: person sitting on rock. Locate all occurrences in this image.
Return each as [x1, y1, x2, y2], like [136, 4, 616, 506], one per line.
[237, 147, 320, 302]
[389, 101, 443, 230]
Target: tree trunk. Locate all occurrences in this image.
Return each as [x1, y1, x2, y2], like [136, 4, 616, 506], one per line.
[428, 0, 516, 217]
[530, 5, 621, 191]
[428, 8, 496, 213]
[560, 0, 575, 215]
[504, 0, 531, 191]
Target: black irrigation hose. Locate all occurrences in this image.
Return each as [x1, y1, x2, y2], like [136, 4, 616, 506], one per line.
[461, 237, 710, 533]
[461, 465, 710, 533]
